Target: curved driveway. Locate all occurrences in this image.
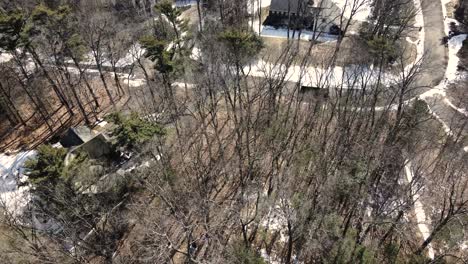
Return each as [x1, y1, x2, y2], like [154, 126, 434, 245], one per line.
[419, 0, 447, 88]
[418, 0, 467, 146]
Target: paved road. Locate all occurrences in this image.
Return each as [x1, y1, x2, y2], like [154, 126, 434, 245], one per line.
[419, 0, 447, 89]
[418, 0, 468, 146]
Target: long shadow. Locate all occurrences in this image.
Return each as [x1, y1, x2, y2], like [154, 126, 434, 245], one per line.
[1, 88, 127, 152]
[0, 106, 66, 151]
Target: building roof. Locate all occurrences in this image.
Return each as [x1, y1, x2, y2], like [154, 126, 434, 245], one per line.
[270, 0, 319, 14]
[60, 127, 95, 148]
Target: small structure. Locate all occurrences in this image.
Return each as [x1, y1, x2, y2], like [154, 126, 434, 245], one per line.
[61, 126, 113, 166]
[264, 0, 339, 33]
[60, 127, 95, 148]
[76, 134, 112, 160]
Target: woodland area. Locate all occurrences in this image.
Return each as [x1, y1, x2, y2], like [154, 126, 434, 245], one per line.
[0, 0, 467, 263]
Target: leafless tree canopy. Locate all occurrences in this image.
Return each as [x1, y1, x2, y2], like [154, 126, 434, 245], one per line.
[0, 0, 467, 263]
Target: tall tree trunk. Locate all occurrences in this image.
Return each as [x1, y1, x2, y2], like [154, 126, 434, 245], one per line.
[13, 52, 54, 132]
[196, 0, 203, 31]
[28, 47, 74, 116]
[93, 51, 115, 107]
[62, 67, 91, 125]
[69, 53, 100, 109]
[0, 82, 25, 126]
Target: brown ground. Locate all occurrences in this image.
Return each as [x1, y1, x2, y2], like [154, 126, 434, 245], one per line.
[260, 35, 374, 67]
[0, 72, 130, 153]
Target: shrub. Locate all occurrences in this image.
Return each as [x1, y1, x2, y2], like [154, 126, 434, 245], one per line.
[106, 112, 165, 149]
[24, 145, 67, 190]
[227, 243, 266, 264]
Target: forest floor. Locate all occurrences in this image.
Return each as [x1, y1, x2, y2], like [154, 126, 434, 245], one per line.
[0, 74, 129, 153]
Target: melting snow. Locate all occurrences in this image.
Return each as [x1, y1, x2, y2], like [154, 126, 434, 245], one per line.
[445, 34, 467, 82]
[261, 26, 339, 42]
[405, 161, 435, 259]
[404, 0, 425, 75]
[0, 52, 13, 63]
[248, 60, 396, 89]
[420, 34, 467, 114]
[0, 151, 36, 217]
[330, 0, 372, 22]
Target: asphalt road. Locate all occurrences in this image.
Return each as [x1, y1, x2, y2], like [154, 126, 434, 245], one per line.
[419, 0, 447, 89]
[419, 0, 468, 145]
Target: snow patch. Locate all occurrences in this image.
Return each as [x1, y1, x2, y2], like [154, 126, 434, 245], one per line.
[420, 34, 467, 116]
[174, 0, 197, 7]
[248, 0, 272, 34]
[0, 52, 13, 63]
[190, 46, 202, 61]
[260, 249, 282, 264]
[445, 34, 467, 82]
[404, 0, 425, 75]
[330, 0, 371, 22]
[261, 204, 288, 243]
[405, 161, 435, 259]
[248, 60, 396, 89]
[261, 26, 339, 42]
[441, 0, 456, 35]
[0, 151, 36, 217]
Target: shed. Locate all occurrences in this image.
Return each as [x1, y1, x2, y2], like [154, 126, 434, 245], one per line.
[60, 127, 95, 148]
[78, 134, 112, 159]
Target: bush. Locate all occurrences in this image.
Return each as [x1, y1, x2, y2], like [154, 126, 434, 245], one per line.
[24, 145, 89, 197]
[24, 145, 67, 191]
[218, 29, 264, 64]
[106, 112, 165, 149]
[227, 243, 266, 264]
[366, 36, 398, 64]
[329, 25, 343, 36]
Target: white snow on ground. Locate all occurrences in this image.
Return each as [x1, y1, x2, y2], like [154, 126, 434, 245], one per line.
[261, 204, 288, 243]
[249, 59, 395, 89]
[420, 34, 468, 115]
[330, 0, 371, 22]
[261, 26, 339, 42]
[260, 249, 282, 264]
[444, 34, 467, 83]
[0, 52, 13, 63]
[122, 77, 146, 88]
[190, 46, 202, 61]
[0, 151, 36, 217]
[441, 0, 458, 35]
[116, 43, 146, 68]
[247, 0, 271, 13]
[405, 161, 435, 259]
[427, 107, 454, 136]
[173, 0, 197, 7]
[423, 0, 468, 118]
[404, 0, 425, 74]
[67, 43, 146, 69]
[248, 0, 272, 34]
[461, 242, 468, 250]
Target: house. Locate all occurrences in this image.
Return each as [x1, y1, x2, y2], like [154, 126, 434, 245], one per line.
[61, 126, 113, 166]
[269, 0, 320, 17]
[264, 0, 340, 33]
